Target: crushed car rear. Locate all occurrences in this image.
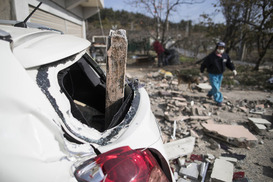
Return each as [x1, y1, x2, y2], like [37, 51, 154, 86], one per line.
[0, 24, 173, 182]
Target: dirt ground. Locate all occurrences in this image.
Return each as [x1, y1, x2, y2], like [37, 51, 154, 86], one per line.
[126, 62, 273, 182]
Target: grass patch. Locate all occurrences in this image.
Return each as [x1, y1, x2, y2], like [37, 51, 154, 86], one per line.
[177, 68, 200, 76]
[222, 65, 273, 90]
[175, 63, 273, 91]
[179, 56, 195, 63]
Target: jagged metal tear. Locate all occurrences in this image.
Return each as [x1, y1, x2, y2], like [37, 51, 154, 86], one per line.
[36, 54, 140, 146]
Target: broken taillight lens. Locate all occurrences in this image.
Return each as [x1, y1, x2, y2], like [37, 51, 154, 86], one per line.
[74, 146, 169, 182]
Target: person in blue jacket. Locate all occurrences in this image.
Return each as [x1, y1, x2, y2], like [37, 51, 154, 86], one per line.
[200, 42, 237, 106]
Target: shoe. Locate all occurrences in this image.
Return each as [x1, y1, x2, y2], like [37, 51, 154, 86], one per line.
[216, 102, 222, 107]
[206, 94, 212, 99]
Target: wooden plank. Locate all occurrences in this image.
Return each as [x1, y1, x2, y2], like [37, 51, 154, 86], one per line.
[105, 29, 127, 129]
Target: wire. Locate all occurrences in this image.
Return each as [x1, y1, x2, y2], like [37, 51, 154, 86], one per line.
[96, 0, 105, 41]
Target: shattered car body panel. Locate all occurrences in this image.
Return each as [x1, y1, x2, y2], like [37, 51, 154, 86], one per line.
[97, 88, 165, 153]
[3, 25, 90, 69]
[33, 51, 140, 146]
[0, 40, 83, 182]
[0, 24, 173, 182]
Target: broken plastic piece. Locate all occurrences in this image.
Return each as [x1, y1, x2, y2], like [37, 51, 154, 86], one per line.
[233, 171, 245, 180]
[200, 162, 209, 182]
[190, 154, 202, 161]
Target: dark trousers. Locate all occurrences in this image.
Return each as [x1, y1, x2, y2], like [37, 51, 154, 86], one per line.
[158, 53, 164, 67]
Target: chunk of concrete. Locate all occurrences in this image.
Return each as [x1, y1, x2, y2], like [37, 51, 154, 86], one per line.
[202, 124, 258, 147]
[197, 83, 212, 90]
[166, 115, 190, 122]
[172, 97, 187, 102]
[179, 163, 199, 180]
[208, 138, 220, 150]
[248, 118, 271, 127]
[219, 156, 238, 163]
[177, 178, 191, 182]
[175, 101, 188, 107]
[190, 116, 211, 120]
[211, 159, 234, 182]
[255, 123, 267, 130]
[153, 109, 164, 118]
[239, 107, 248, 113]
[159, 90, 172, 96]
[248, 117, 271, 134]
[164, 136, 195, 160]
[173, 171, 179, 180]
[267, 97, 273, 104]
[178, 157, 186, 167]
[158, 83, 169, 87]
[190, 129, 199, 138]
[249, 109, 264, 115]
[206, 119, 215, 124]
[171, 90, 183, 95]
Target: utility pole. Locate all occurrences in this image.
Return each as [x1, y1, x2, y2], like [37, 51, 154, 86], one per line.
[185, 20, 189, 37]
[105, 29, 127, 129]
[166, 0, 169, 33]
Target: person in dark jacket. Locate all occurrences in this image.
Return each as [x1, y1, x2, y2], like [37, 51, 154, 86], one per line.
[200, 42, 237, 106]
[153, 40, 165, 67]
[90, 42, 97, 60]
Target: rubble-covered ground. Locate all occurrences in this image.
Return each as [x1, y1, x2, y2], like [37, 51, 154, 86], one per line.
[126, 64, 273, 182]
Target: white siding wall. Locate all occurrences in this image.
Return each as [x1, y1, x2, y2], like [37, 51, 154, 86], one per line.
[29, 6, 83, 37]
[13, 0, 85, 38]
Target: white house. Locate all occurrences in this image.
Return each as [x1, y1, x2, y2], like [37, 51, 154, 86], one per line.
[0, 0, 104, 38]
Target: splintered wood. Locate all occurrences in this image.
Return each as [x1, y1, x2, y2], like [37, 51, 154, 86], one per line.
[105, 29, 127, 129]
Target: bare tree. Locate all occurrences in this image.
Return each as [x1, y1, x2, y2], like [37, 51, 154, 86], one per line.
[203, 0, 272, 70]
[219, 0, 273, 70]
[219, 0, 249, 54]
[249, 0, 273, 70]
[126, 0, 205, 44]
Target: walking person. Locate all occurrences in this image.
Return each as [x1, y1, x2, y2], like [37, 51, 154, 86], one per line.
[200, 42, 237, 106]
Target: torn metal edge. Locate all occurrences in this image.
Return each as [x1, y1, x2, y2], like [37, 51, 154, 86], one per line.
[36, 53, 140, 146]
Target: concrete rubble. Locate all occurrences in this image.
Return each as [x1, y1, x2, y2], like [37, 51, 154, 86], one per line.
[164, 136, 196, 160]
[179, 162, 199, 180]
[202, 123, 258, 148]
[196, 83, 212, 90]
[211, 159, 234, 182]
[137, 69, 273, 182]
[248, 117, 271, 134]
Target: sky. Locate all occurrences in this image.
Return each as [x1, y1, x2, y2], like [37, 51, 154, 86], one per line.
[103, 0, 225, 24]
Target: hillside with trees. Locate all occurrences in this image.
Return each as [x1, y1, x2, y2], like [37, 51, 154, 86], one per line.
[87, 8, 212, 60]
[87, 0, 273, 70]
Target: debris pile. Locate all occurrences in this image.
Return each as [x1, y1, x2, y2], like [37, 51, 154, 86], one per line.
[138, 69, 273, 182]
[169, 152, 250, 182]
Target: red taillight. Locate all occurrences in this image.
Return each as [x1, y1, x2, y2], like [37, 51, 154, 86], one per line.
[74, 146, 169, 182]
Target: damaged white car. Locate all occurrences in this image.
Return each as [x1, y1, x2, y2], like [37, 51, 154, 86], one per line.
[0, 21, 173, 182]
